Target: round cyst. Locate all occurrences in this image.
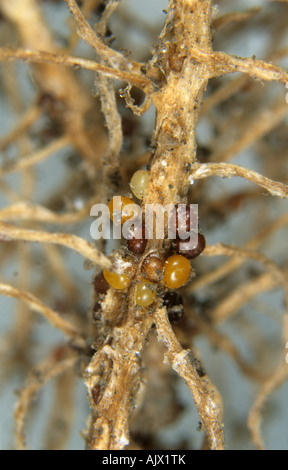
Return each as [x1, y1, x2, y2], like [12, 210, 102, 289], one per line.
[129, 170, 149, 200]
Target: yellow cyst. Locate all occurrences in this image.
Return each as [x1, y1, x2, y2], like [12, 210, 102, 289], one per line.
[135, 280, 156, 307]
[103, 270, 131, 290]
[108, 196, 137, 224]
[163, 255, 191, 289]
[129, 170, 149, 200]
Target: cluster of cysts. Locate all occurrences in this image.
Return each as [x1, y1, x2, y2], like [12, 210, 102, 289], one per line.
[93, 170, 206, 321]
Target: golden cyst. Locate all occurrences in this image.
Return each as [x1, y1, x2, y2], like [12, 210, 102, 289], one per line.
[163, 255, 191, 289]
[103, 270, 131, 290]
[135, 280, 156, 307]
[108, 196, 137, 224]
